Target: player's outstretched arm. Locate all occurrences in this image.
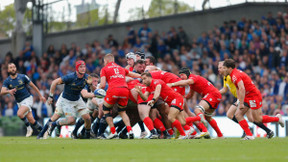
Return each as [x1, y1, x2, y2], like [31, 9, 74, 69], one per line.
[127, 71, 141, 78]
[185, 89, 194, 99]
[81, 89, 95, 99]
[99, 76, 106, 89]
[148, 84, 161, 107]
[135, 85, 149, 101]
[29, 82, 46, 103]
[0, 87, 16, 96]
[169, 79, 194, 87]
[219, 87, 228, 95]
[47, 78, 63, 104]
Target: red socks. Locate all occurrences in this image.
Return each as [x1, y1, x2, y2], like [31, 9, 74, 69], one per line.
[262, 115, 279, 123]
[143, 117, 155, 131]
[238, 119, 253, 136]
[196, 123, 207, 132]
[172, 120, 185, 136]
[153, 118, 166, 132]
[183, 125, 190, 131]
[186, 116, 201, 125]
[110, 127, 116, 134]
[126, 126, 132, 133]
[209, 119, 223, 137]
[167, 128, 174, 135]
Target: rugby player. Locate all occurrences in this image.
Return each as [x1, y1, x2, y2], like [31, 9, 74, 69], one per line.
[222, 59, 284, 140]
[218, 61, 274, 138]
[99, 54, 140, 139]
[168, 67, 224, 139]
[1, 63, 45, 137]
[137, 72, 188, 139]
[37, 60, 96, 139]
[72, 73, 104, 138]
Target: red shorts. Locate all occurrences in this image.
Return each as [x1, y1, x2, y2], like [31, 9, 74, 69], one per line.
[244, 92, 262, 110]
[168, 96, 184, 111]
[202, 92, 222, 109]
[104, 87, 129, 106]
[172, 86, 185, 96]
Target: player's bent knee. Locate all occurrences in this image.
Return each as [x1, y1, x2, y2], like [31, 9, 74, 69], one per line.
[68, 117, 76, 125]
[78, 108, 90, 117]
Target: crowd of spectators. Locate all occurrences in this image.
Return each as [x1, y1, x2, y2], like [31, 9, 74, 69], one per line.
[1, 11, 288, 121]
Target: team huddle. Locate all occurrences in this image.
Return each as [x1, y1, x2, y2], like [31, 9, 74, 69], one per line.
[0, 52, 285, 140]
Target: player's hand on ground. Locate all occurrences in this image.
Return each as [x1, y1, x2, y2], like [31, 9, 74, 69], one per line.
[167, 83, 172, 87]
[47, 97, 53, 105]
[8, 88, 17, 95]
[147, 100, 155, 107]
[40, 96, 46, 103]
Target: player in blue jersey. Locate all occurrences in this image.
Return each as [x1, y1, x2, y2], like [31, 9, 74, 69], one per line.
[1, 63, 46, 137]
[72, 73, 104, 138]
[37, 60, 96, 139]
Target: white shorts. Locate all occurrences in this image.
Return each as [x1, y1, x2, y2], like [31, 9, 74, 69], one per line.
[17, 96, 33, 116]
[55, 94, 89, 117]
[87, 98, 104, 112]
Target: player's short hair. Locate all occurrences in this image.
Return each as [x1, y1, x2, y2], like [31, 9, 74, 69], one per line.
[179, 67, 191, 78]
[104, 53, 115, 62]
[146, 56, 156, 65]
[90, 73, 99, 78]
[141, 72, 152, 78]
[223, 59, 236, 69]
[134, 60, 145, 66]
[7, 62, 15, 68]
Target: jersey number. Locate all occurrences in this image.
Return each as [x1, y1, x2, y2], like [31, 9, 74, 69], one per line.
[114, 68, 119, 74]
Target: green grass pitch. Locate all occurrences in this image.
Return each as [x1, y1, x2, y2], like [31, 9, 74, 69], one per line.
[0, 137, 288, 162]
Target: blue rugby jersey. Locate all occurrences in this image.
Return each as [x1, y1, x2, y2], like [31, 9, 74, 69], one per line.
[3, 74, 31, 102]
[61, 72, 88, 101]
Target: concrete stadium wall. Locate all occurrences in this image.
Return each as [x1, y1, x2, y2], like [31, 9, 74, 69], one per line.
[1, 2, 288, 58]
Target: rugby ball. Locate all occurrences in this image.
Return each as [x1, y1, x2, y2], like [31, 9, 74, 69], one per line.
[94, 89, 106, 98]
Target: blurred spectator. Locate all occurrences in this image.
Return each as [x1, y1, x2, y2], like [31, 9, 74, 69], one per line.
[22, 41, 34, 60]
[138, 23, 152, 43]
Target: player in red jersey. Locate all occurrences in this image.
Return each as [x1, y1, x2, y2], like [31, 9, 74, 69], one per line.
[168, 67, 224, 139]
[136, 72, 188, 139]
[99, 54, 140, 139]
[222, 59, 284, 140]
[147, 69, 196, 137]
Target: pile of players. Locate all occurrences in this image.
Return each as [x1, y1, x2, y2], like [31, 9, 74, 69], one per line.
[1, 52, 284, 140]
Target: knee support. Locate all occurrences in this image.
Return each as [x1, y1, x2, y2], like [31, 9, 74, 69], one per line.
[196, 105, 205, 113]
[204, 111, 213, 117]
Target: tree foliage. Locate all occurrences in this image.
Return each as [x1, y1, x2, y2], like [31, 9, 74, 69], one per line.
[0, 4, 16, 37]
[146, 0, 193, 18]
[0, 4, 33, 37]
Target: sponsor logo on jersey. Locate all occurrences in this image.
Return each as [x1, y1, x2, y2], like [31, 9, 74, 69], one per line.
[232, 76, 237, 83]
[110, 74, 125, 79]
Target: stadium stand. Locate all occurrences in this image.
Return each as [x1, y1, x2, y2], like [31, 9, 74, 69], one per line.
[1, 11, 288, 124]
